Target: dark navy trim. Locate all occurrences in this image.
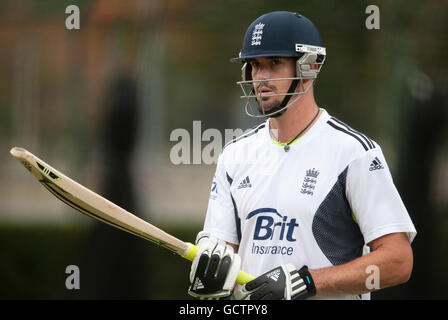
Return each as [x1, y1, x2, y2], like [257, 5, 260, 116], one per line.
[327, 121, 369, 151]
[312, 167, 364, 266]
[330, 117, 374, 150]
[230, 194, 242, 243]
[224, 122, 266, 150]
[226, 172, 233, 185]
[226, 171, 241, 243]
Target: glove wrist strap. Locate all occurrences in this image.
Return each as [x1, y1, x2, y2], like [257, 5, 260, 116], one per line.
[293, 266, 316, 299]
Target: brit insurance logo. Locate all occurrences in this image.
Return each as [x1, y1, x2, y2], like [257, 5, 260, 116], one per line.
[209, 175, 218, 200]
[246, 208, 298, 256]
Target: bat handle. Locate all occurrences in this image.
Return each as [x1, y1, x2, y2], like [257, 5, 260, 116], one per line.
[235, 269, 256, 285]
[182, 242, 255, 285]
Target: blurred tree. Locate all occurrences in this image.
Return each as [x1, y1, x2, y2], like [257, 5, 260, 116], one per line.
[76, 71, 152, 299]
[373, 74, 447, 299]
[396, 86, 447, 299]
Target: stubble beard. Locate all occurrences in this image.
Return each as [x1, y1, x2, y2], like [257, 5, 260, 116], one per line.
[255, 83, 282, 114]
[256, 97, 281, 114]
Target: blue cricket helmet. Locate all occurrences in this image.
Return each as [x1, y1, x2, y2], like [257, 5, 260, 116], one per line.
[232, 11, 327, 118]
[232, 11, 325, 62]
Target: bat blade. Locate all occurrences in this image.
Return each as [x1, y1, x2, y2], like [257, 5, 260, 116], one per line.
[9, 147, 189, 255]
[9, 147, 255, 285]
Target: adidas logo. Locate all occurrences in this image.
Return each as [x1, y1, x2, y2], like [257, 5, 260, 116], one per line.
[192, 277, 204, 290]
[266, 268, 281, 282]
[238, 176, 252, 189]
[369, 157, 384, 171]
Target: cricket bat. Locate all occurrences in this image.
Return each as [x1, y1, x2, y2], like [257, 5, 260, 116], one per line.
[10, 147, 254, 285]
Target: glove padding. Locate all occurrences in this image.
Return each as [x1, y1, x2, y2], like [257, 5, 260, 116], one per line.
[232, 264, 316, 300]
[188, 231, 241, 299]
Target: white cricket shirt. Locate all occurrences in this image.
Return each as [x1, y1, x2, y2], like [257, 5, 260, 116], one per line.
[203, 108, 416, 300]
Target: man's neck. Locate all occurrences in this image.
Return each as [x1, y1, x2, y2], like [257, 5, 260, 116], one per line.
[269, 89, 320, 143]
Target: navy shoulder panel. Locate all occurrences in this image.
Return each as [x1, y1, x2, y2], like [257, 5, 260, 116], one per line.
[326, 117, 375, 152]
[223, 122, 266, 150]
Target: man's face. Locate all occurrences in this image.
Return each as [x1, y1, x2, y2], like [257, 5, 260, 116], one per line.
[248, 57, 296, 113]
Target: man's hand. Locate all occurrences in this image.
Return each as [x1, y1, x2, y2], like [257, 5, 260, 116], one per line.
[188, 231, 241, 299]
[233, 264, 316, 300]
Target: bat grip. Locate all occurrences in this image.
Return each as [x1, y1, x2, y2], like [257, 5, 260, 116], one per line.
[182, 243, 255, 285]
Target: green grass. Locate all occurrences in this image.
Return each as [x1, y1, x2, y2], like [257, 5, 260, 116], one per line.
[0, 223, 199, 299]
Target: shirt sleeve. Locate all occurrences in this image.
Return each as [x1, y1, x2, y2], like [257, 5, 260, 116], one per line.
[203, 153, 240, 245]
[346, 145, 417, 245]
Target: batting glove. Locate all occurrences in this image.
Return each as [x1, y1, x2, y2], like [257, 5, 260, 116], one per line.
[232, 264, 316, 300]
[188, 231, 241, 299]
